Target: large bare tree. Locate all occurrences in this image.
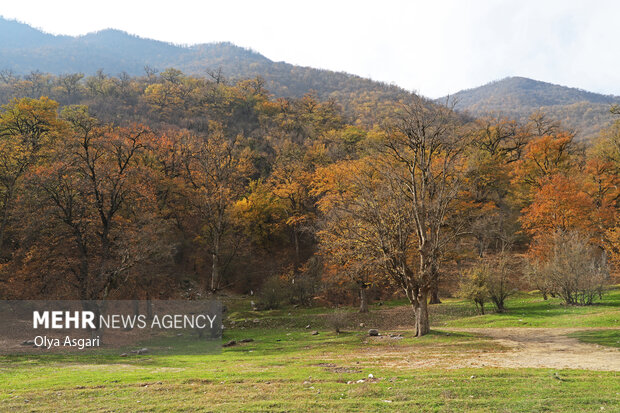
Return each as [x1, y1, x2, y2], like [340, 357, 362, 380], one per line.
[315, 98, 467, 336]
[178, 123, 251, 292]
[381, 98, 467, 335]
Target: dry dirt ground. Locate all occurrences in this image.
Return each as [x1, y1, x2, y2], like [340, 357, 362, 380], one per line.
[355, 328, 620, 371]
[448, 328, 620, 371]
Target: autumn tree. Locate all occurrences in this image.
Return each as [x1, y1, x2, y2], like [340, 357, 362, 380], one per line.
[176, 123, 252, 291]
[380, 99, 467, 335]
[0, 97, 61, 257]
[144, 68, 204, 124]
[511, 123, 579, 204]
[234, 179, 288, 249]
[269, 141, 321, 264]
[521, 175, 594, 236]
[319, 231, 376, 312]
[25, 106, 158, 300]
[314, 159, 389, 313]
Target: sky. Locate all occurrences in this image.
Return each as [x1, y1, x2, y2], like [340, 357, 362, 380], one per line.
[0, 0, 618, 98]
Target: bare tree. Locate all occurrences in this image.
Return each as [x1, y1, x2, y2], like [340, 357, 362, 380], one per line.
[178, 123, 250, 292]
[380, 98, 467, 335]
[317, 98, 467, 336]
[0, 69, 18, 84]
[528, 231, 608, 305]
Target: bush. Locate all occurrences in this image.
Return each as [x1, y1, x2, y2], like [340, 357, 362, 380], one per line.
[327, 308, 348, 333]
[527, 231, 608, 305]
[459, 265, 490, 314]
[256, 276, 288, 310]
[460, 255, 516, 314]
[486, 253, 516, 312]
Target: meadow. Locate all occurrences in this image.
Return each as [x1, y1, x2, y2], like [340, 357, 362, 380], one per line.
[0, 288, 619, 412]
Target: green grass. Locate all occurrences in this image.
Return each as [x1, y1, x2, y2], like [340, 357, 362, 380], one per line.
[1, 328, 619, 412]
[1, 287, 619, 411]
[570, 330, 620, 348]
[438, 288, 620, 328]
[222, 287, 620, 330]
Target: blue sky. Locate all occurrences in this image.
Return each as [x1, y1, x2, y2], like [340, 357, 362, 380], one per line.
[1, 0, 618, 98]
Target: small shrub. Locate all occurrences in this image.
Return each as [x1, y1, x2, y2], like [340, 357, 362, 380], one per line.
[527, 230, 608, 305]
[459, 265, 490, 314]
[256, 276, 288, 310]
[486, 253, 517, 312]
[327, 308, 348, 333]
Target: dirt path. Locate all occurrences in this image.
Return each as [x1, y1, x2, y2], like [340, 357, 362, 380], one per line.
[445, 328, 620, 371]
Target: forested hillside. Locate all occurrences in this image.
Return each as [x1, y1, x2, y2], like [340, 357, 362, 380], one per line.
[3, 18, 619, 138]
[445, 77, 620, 139]
[0, 17, 410, 125]
[0, 69, 618, 336]
[0, 19, 619, 336]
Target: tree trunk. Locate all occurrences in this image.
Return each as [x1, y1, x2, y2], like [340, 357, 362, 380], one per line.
[414, 288, 430, 337]
[129, 298, 140, 330]
[211, 252, 219, 292]
[493, 298, 505, 313]
[429, 280, 441, 304]
[359, 285, 369, 313]
[293, 228, 300, 264]
[420, 245, 441, 308]
[146, 290, 153, 320]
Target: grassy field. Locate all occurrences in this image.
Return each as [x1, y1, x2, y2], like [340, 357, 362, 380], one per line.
[569, 329, 620, 348]
[225, 287, 620, 331]
[1, 287, 619, 412]
[1, 330, 619, 412]
[438, 288, 620, 329]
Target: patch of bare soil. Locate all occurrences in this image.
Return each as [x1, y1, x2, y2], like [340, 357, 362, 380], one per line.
[338, 328, 620, 371]
[445, 328, 620, 371]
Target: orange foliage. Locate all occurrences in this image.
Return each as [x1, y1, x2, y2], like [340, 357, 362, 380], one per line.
[511, 132, 577, 202]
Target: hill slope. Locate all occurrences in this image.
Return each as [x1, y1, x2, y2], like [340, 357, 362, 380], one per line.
[0, 17, 411, 123]
[3, 18, 618, 136]
[445, 77, 620, 139]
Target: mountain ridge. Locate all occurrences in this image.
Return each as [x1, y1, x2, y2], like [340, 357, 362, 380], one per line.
[1, 17, 618, 137]
[0, 16, 413, 126]
[442, 76, 620, 139]
[445, 76, 619, 107]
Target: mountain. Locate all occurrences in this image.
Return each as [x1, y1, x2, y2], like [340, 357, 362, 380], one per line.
[0, 17, 411, 123]
[444, 77, 620, 139]
[2, 18, 618, 137]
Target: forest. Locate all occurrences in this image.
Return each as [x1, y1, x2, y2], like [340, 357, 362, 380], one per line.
[446, 76, 620, 140]
[0, 69, 618, 337]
